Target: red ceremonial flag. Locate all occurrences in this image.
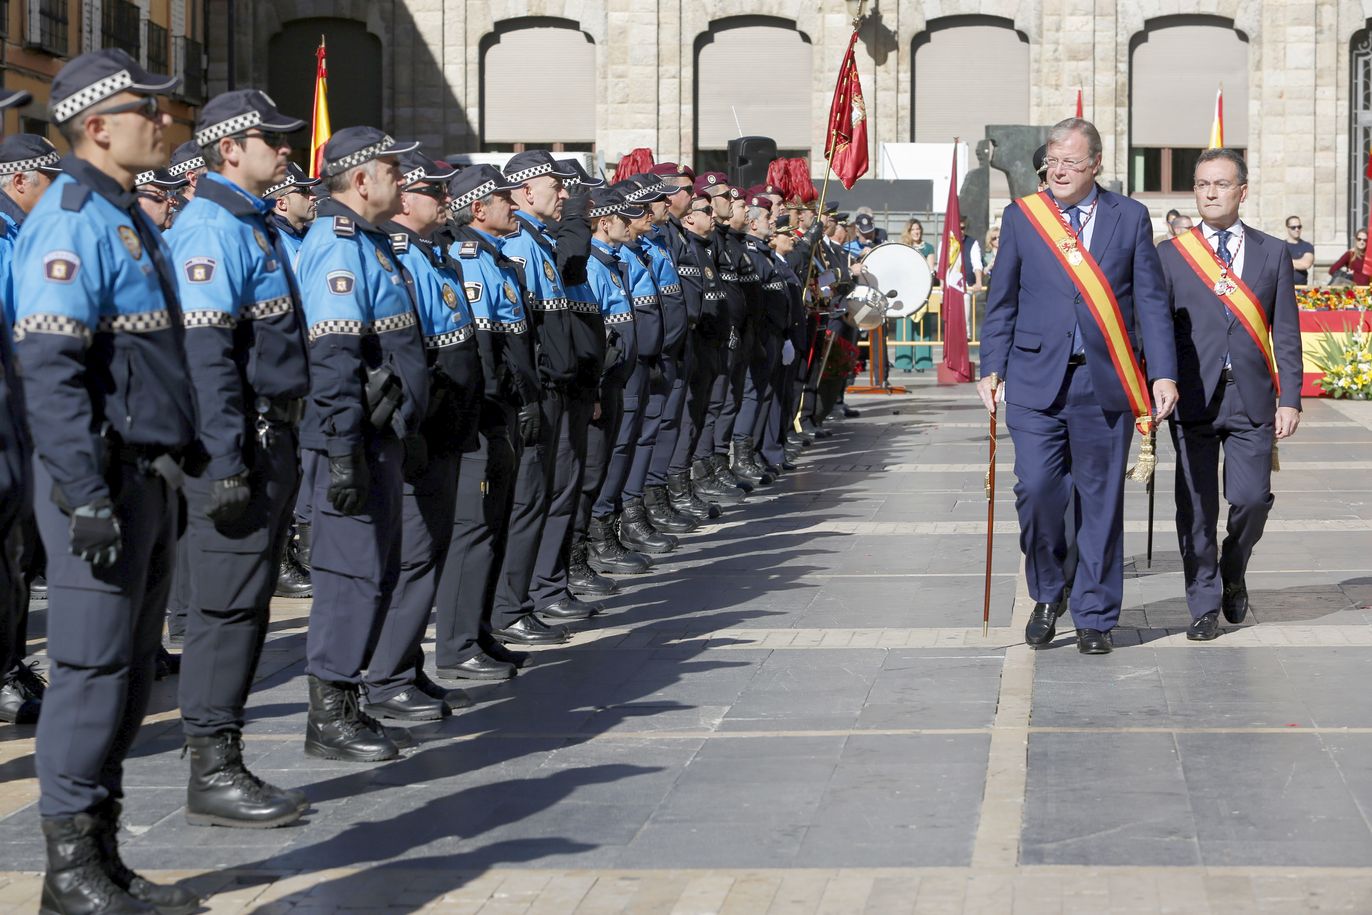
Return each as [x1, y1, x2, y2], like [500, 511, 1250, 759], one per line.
[940, 145, 972, 382]
[825, 31, 869, 189]
[1363, 148, 1372, 282]
[1075, 88, 1083, 118]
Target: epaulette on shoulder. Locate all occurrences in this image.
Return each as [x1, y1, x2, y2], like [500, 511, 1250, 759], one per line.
[61, 183, 91, 212]
[332, 216, 356, 237]
[389, 232, 409, 254]
[458, 240, 478, 259]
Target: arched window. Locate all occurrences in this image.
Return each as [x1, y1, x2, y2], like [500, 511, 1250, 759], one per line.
[912, 17, 1029, 197]
[268, 19, 383, 136]
[481, 19, 596, 152]
[1351, 26, 1372, 240]
[1129, 16, 1249, 193]
[695, 18, 812, 173]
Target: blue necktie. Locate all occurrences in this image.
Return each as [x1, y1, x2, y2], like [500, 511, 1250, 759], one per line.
[1216, 229, 1234, 368]
[1069, 207, 1085, 355]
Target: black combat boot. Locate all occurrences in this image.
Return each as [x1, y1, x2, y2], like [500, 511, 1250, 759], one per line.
[304, 675, 398, 762]
[290, 521, 312, 574]
[185, 733, 306, 828]
[668, 470, 719, 520]
[0, 661, 43, 724]
[691, 458, 742, 504]
[586, 516, 652, 574]
[617, 499, 677, 554]
[730, 436, 765, 484]
[644, 484, 697, 533]
[40, 813, 154, 915]
[568, 541, 619, 595]
[91, 799, 199, 913]
[711, 452, 752, 492]
[739, 436, 775, 484]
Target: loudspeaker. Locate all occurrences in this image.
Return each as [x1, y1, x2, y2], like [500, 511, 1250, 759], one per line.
[727, 136, 778, 190]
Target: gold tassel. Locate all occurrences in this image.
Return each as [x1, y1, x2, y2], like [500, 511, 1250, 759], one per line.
[1127, 423, 1157, 484]
[1271, 443, 1281, 473]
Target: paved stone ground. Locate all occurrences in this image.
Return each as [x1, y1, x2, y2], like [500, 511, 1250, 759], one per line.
[2, 377, 1372, 913]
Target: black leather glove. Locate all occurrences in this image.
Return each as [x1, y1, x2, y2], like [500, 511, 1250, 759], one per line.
[205, 473, 251, 525]
[648, 361, 665, 386]
[517, 402, 541, 447]
[402, 434, 429, 481]
[327, 450, 370, 515]
[69, 498, 121, 568]
[603, 332, 624, 373]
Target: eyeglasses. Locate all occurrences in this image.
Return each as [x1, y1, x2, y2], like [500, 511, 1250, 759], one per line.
[1041, 156, 1096, 172]
[1194, 180, 1243, 191]
[688, 206, 711, 215]
[137, 190, 169, 204]
[241, 130, 291, 150]
[405, 184, 448, 201]
[1287, 224, 1302, 230]
[94, 96, 162, 120]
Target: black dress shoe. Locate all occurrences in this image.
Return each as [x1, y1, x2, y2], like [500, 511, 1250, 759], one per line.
[1187, 611, 1222, 641]
[413, 669, 471, 709]
[1076, 629, 1114, 655]
[813, 427, 833, 439]
[482, 640, 532, 668]
[1221, 579, 1249, 624]
[436, 652, 515, 681]
[364, 688, 449, 721]
[1024, 601, 1065, 648]
[538, 596, 602, 621]
[154, 645, 181, 681]
[0, 672, 40, 725]
[27, 574, 47, 601]
[491, 614, 570, 646]
[842, 405, 860, 418]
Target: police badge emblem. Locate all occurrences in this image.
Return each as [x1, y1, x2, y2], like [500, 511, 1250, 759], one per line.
[543, 260, 556, 282]
[375, 248, 394, 272]
[610, 272, 622, 288]
[183, 257, 217, 284]
[43, 251, 80, 283]
[503, 282, 517, 304]
[704, 266, 715, 280]
[442, 284, 459, 309]
[117, 226, 142, 260]
[464, 282, 482, 302]
[253, 229, 270, 253]
[327, 270, 356, 295]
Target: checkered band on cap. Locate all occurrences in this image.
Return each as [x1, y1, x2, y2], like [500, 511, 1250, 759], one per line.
[262, 175, 298, 197]
[134, 170, 155, 186]
[168, 156, 205, 177]
[627, 182, 670, 203]
[503, 162, 554, 185]
[451, 178, 499, 212]
[587, 202, 622, 218]
[52, 70, 134, 123]
[194, 111, 263, 147]
[0, 151, 60, 176]
[401, 166, 429, 188]
[323, 136, 396, 178]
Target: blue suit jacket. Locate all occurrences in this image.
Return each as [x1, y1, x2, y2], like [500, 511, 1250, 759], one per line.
[980, 187, 1177, 413]
[1157, 225, 1303, 424]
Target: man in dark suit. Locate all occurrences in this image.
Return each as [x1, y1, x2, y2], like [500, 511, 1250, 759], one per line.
[1157, 147, 1302, 641]
[979, 118, 1179, 655]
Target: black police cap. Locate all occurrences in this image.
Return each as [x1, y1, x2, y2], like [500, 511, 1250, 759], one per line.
[194, 89, 305, 148]
[50, 48, 178, 125]
[448, 164, 522, 212]
[0, 134, 61, 176]
[0, 89, 30, 110]
[503, 149, 577, 185]
[168, 140, 205, 178]
[396, 150, 457, 188]
[133, 168, 187, 189]
[320, 126, 419, 178]
[557, 158, 605, 189]
[588, 187, 643, 220]
[262, 162, 321, 199]
[855, 213, 875, 234]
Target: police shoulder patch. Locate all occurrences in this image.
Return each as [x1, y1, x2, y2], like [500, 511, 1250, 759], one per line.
[464, 281, 482, 302]
[332, 216, 355, 237]
[458, 241, 478, 259]
[389, 233, 410, 254]
[43, 250, 80, 283]
[326, 270, 356, 295]
[183, 256, 217, 284]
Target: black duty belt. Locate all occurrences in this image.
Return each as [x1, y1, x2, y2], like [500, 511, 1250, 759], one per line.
[256, 397, 305, 425]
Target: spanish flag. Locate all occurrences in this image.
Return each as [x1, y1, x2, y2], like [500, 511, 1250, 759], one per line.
[309, 38, 332, 178]
[1208, 87, 1224, 149]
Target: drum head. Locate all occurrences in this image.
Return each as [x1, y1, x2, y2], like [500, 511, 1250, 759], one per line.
[861, 242, 934, 319]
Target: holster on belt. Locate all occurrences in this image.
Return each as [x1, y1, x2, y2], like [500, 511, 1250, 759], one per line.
[364, 363, 403, 432]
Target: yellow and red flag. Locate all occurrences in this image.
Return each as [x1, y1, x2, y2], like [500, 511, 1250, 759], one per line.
[940, 145, 971, 382]
[309, 37, 332, 178]
[1207, 87, 1224, 149]
[1074, 88, 1083, 118]
[825, 31, 869, 190]
[1362, 148, 1372, 282]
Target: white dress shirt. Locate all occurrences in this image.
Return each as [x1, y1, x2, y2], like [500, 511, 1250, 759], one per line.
[1198, 219, 1245, 278]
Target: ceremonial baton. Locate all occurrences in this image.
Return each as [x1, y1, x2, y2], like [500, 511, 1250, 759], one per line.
[1145, 472, 1155, 569]
[983, 375, 999, 637]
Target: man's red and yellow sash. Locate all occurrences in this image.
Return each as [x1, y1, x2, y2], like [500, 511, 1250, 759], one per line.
[1016, 192, 1153, 430]
[1169, 227, 1280, 394]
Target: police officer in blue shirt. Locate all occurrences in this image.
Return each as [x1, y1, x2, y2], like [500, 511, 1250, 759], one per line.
[296, 126, 427, 763]
[433, 165, 548, 681]
[363, 150, 480, 718]
[168, 139, 205, 196]
[133, 167, 185, 231]
[577, 187, 654, 576]
[492, 149, 584, 644]
[14, 48, 199, 915]
[264, 161, 320, 267]
[0, 129, 59, 727]
[166, 88, 313, 829]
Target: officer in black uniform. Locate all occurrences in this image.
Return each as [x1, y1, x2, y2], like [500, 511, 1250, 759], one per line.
[433, 165, 543, 681]
[167, 89, 312, 829]
[363, 150, 482, 719]
[720, 186, 772, 487]
[15, 48, 199, 915]
[739, 194, 791, 476]
[296, 127, 427, 763]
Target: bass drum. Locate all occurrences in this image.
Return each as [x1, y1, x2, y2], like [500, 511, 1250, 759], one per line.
[859, 242, 934, 319]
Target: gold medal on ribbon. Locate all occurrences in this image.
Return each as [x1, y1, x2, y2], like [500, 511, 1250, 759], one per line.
[1056, 236, 1083, 266]
[1213, 275, 1237, 297]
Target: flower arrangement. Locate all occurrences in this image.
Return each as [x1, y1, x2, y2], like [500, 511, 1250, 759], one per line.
[1314, 309, 1372, 399]
[1297, 287, 1372, 311]
[823, 335, 861, 381]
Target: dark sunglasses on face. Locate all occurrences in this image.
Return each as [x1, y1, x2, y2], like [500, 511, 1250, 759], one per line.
[96, 96, 162, 120]
[137, 191, 169, 204]
[241, 130, 290, 149]
[1288, 224, 1302, 230]
[405, 183, 448, 200]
